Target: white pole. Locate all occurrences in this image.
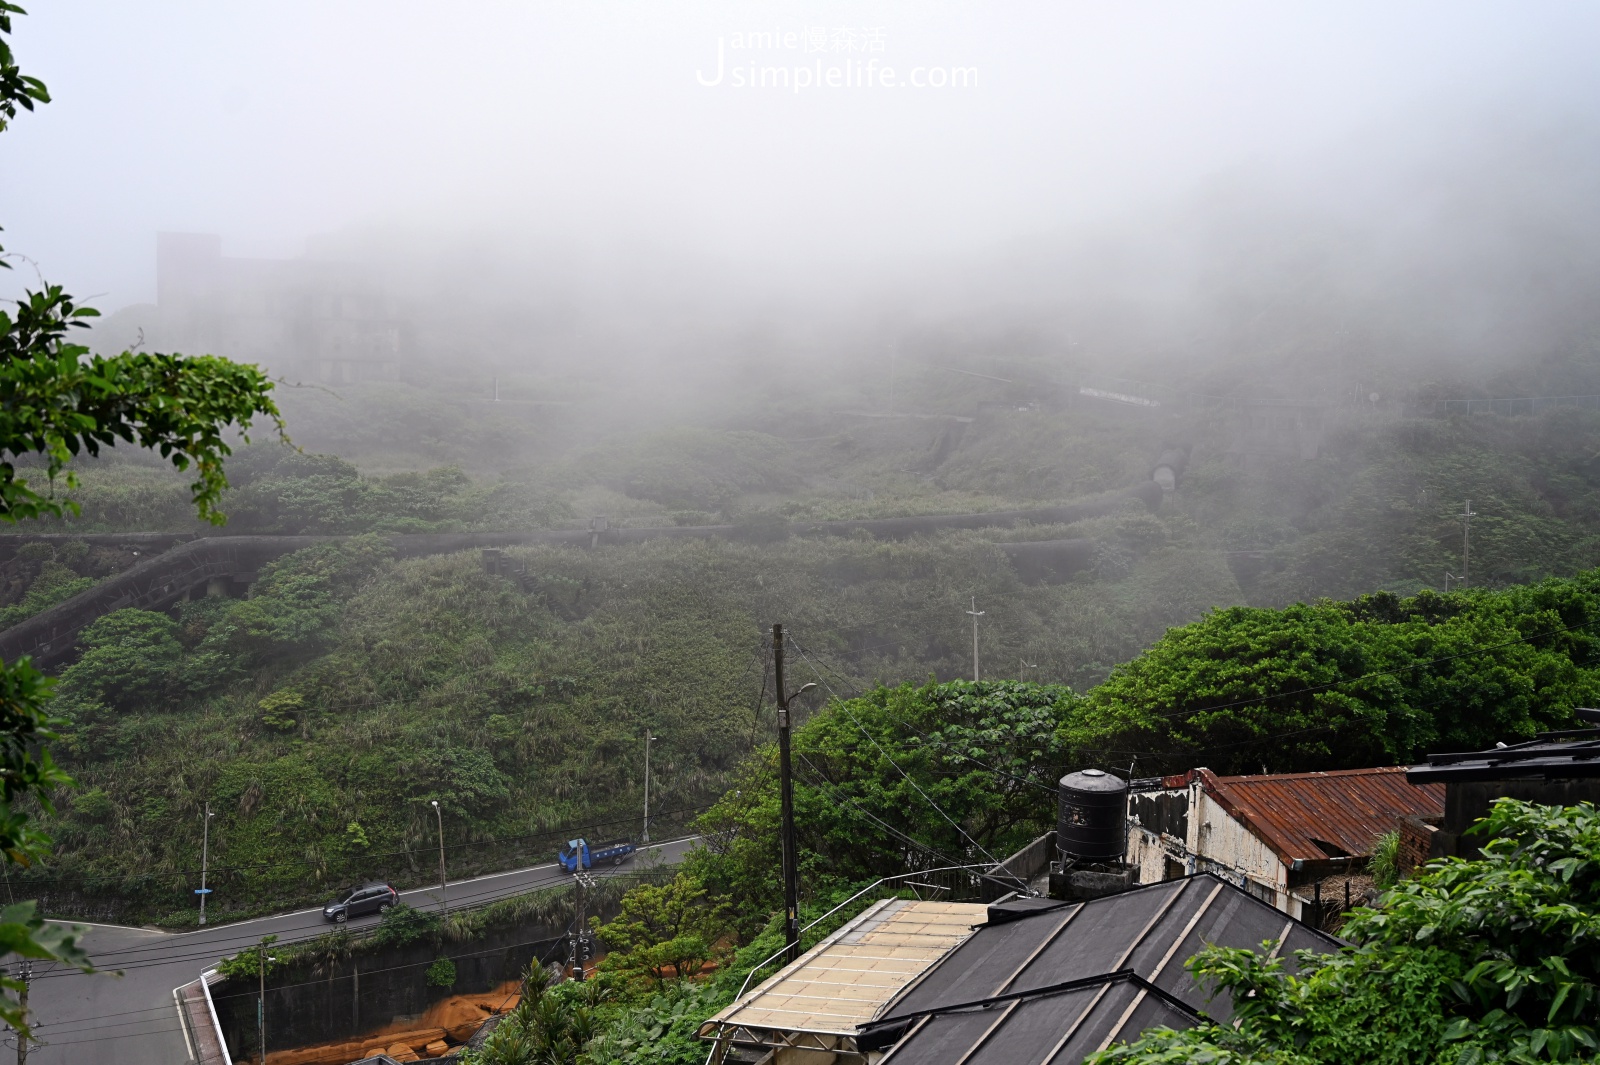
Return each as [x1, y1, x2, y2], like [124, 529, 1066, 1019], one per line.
[432, 800, 446, 921]
[966, 597, 985, 681]
[643, 730, 652, 844]
[199, 803, 213, 926]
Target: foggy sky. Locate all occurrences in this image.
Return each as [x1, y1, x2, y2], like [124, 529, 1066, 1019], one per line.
[3, 1, 1599, 357]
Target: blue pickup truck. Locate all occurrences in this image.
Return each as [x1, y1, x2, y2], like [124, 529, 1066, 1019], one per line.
[558, 837, 636, 872]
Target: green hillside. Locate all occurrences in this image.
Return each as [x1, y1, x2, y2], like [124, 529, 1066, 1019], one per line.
[15, 361, 1600, 923]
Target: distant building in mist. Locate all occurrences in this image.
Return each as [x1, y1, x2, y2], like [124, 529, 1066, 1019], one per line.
[155, 232, 402, 382]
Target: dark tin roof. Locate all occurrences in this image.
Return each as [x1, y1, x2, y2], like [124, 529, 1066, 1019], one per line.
[1408, 727, 1600, 783]
[863, 874, 1340, 1065]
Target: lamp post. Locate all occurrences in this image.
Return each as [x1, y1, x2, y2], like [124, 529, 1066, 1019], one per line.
[642, 730, 659, 844]
[198, 803, 214, 926]
[258, 945, 277, 1064]
[966, 597, 985, 681]
[431, 800, 447, 923]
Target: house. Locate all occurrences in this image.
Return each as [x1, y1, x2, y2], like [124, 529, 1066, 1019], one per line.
[1124, 766, 1444, 919]
[701, 875, 1340, 1065]
[1407, 720, 1600, 858]
[699, 898, 989, 1063]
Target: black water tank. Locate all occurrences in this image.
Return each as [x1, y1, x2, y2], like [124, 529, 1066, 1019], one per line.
[1058, 768, 1129, 863]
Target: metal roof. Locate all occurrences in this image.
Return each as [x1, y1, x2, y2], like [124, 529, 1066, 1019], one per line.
[698, 898, 987, 1052]
[1408, 728, 1600, 782]
[1193, 766, 1443, 863]
[861, 875, 1340, 1065]
[872, 973, 1198, 1065]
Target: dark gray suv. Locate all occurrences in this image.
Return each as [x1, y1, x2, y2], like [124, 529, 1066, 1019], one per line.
[323, 882, 398, 923]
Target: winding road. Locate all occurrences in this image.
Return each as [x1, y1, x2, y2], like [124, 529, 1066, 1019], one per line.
[15, 837, 697, 1065]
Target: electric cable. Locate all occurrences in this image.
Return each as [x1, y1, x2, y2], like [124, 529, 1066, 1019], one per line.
[789, 639, 999, 865]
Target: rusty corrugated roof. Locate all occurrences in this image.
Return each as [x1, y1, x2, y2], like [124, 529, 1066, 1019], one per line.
[1197, 765, 1443, 864]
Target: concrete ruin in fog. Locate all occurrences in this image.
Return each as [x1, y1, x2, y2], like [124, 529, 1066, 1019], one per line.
[156, 232, 403, 383]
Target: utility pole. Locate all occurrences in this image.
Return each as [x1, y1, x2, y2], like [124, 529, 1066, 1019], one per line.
[1459, 500, 1477, 586]
[14, 961, 29, 1065]
[198, 803, 214, 926]
[771, 624, 814, 964]
[431, 800, 447, 923]
[774, 623, 799, 964]
[966, 598, 985, 681]
[569, 873, 595, 980]
[642, 730, 656, 844]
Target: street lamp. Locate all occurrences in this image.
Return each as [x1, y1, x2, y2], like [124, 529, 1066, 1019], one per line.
[258, 946, 277, 1063]
[643, 730, 659, 844]
[198, 803, 214, 926]
[431, 800, 447, 922]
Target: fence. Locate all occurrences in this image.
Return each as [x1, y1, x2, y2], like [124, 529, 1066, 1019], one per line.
[1423, 395, 1600, 417]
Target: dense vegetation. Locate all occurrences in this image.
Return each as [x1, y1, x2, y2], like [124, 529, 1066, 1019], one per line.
[22, 521, 1600, 925]
[18, 509, 1229, 923]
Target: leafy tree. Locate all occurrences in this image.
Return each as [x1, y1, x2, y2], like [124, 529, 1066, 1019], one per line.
[0, 1, 280, 1034]
[1090, 799, 1600, 1065]
[1066, 581, 1600, 775]
[690, 679, 1075, 935]
[54, 609, 184, 712]
[592, 873, 732, 985]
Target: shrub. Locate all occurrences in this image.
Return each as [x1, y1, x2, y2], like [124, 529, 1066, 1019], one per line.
[425, 956, 457, 987]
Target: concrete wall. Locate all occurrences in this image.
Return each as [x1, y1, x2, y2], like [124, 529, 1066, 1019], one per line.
[214, 920, 568, 1060]
[1124, 782, 1290, 911]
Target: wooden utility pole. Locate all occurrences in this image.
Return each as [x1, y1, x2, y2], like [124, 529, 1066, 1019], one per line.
[773, 624, 800, 963]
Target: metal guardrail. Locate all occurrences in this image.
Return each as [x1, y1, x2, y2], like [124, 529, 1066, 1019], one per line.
[1424, 395, 1600, 417]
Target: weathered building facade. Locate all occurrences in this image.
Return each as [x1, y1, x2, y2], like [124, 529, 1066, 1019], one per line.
[156, 231, 403, 383]
[1125, 766, 1444, 919]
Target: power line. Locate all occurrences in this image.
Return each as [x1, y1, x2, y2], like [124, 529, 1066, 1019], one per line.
[791, 639, 998, 865]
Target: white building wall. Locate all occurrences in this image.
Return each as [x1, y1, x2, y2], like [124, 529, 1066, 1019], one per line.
[1125, 780, 1301, 915]
[1188, 787, 1290, 910]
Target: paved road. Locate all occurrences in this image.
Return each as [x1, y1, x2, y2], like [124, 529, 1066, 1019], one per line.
[14, 837, 696, 1065]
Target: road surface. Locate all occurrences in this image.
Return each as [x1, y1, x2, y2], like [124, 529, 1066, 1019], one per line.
[13, 836, 697, 1065]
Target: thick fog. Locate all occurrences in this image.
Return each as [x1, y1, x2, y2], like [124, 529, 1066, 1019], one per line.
[4, 1, 1600, 383]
